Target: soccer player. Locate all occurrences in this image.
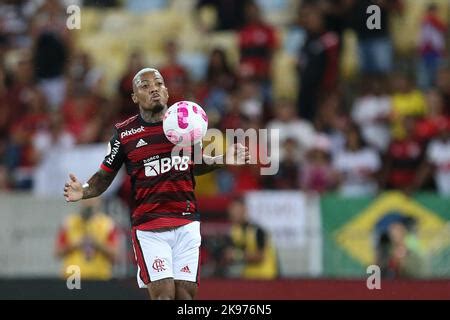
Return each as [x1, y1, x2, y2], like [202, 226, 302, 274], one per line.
[63, 68, 250, 300]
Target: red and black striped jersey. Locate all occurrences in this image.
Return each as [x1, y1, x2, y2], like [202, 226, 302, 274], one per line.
[101, 114, 198, 230]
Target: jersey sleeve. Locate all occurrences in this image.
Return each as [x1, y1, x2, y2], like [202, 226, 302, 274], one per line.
[101, 129, 126, 173]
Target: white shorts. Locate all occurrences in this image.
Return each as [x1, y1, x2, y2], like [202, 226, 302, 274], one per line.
[131, 221, 201, 288]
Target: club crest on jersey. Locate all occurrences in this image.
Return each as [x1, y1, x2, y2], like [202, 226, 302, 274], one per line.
[121, 126, 145, 139]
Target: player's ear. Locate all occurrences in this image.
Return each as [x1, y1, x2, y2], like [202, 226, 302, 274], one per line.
[131, 93, 138, 104]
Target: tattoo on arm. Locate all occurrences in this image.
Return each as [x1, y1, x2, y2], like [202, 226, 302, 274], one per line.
[82, 169, 118, 199]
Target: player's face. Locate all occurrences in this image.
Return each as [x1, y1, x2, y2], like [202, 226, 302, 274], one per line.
[132, 72, 169, 111]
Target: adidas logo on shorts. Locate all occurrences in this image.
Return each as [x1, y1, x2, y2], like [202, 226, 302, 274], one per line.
[180, 265, 191, 273]
[136, 139, 148, 148]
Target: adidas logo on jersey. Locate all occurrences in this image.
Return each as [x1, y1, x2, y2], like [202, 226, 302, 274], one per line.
[136, 139, 148, 148]
[121, 126, 145, 139]
[180, 265, 191, 273]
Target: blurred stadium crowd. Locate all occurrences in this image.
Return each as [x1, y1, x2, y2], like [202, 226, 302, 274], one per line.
[0, 0, 450, 281]
[0, 0, 449, 197]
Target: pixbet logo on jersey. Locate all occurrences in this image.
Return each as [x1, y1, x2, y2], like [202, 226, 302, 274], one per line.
[144, 156, 190, 177]
[121, 126, 145, 139]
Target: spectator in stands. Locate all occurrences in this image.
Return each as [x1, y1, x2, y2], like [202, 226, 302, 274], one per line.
[62, 85, 102, 144]
[159, 40, 190, 106]
[391, 217, 425, 278]
[67, 51, 104, 97]
[223, 114, 263, 194]
[390, 72, 426, 140]
[238, 0, 278, 102]
[206, 48, 236, 92]
[32, 112, 75, 197]
[201, 48, 236, 125]
[435, 67, 450, 116]
[238, 78, 264, 123]
[300, 134, 337, 194]
[219, 90, 245, 132]
[414, 89, 449, 144]
[224, 196, 278, 279]
[297, 3, 339, 122]
[333, 123, 381, 197]
[317, 0, 354, 46]
[196, 0, 250, 31]
[0, 0, 32, 50]
[351, 76, 391, 152]
[7, 50, 35, 125]
[254, 0, 293, 26]
[118, 50, 145, 121]
[215, 92, 252, 194]
[2, 52, 37, 188]
[284, 3, 307, 59]
[7, 87, 49, 189]
[375, 214, 425, 279]
[382, 116, 424, 192]
[31, 0, 70, 110]
[313, 91, 347, 156]
[414, 119, 450, 196]
[348, 0, 402, 75]
[55, 198, 120, 280]
[267, 99, 316, 164]
[417, 3, 447, 90]
[262, 137, 300, 190]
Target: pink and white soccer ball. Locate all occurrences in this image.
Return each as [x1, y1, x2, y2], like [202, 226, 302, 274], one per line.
[163, 101, 208, 147]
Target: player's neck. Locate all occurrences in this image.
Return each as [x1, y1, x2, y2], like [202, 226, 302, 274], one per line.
[139, 106, 167, 123]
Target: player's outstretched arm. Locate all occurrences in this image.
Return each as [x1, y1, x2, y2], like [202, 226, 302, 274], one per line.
[194, 143, 250, 176]
[64, 169, 118, 202]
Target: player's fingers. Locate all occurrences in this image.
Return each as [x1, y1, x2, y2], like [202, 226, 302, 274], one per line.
[69, 173, 77, 182]
[65, 182, 70, 187]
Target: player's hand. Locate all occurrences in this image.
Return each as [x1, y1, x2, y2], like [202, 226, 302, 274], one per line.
[225, 143, 250, 165]
[64, 173, 83, 202]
